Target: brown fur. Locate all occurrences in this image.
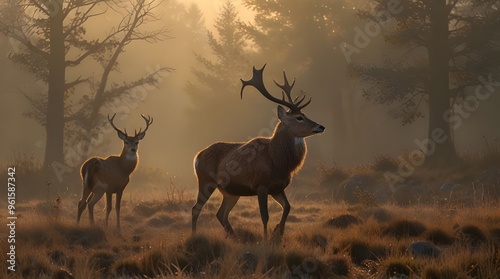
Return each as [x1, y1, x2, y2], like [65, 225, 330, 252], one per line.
[192, 65, 324, 240]
[192, 107, 324, 240]
[77, 114, 152, 229]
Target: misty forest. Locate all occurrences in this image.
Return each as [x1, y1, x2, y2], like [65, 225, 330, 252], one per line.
[1, 0, 500, 278]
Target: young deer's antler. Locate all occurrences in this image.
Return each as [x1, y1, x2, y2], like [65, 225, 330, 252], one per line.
[240, 64, 311, 112]
[135, 114, 153, 137]
[108, 113, 127, 136]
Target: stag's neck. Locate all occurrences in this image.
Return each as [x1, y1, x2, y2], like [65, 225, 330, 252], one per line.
[269, 123, 307, 175]
[118, 151, 139, 174]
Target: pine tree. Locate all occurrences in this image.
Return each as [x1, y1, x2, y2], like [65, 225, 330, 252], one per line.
[351, 0, 500, 165]
[186, 1, 254, 143]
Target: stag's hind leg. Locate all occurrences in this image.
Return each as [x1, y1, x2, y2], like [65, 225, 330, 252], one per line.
[216, 193, 240, 236]
[192, 179, 217, 234]
[77, 182, 92, 223]
[105, 192, 112, 226]
[257, 187, 270, 240]
[87, 182, 107, 224]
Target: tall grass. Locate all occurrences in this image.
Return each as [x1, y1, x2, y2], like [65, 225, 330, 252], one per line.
[2, 152, 500, 278]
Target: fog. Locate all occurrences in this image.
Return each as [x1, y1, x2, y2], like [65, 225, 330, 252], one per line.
[1, 0, 500, 190]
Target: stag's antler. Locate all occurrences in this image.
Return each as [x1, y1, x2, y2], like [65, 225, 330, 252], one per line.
[108, 113, 127, 136]
[240, 64, 311, 112]
[135, 114, 153, 137]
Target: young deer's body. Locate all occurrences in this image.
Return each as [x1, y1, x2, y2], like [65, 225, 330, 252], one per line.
[77, 114, 152, 229]
[192, 65, 325, 240]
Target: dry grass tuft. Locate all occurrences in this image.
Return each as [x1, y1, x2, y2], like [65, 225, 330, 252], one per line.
[19, 255, 52, 278]
[324, 214, 362, 228]
[456, 224, 488, 245]
[183, 234, 227, 273]
[88, 251, 116, 276]
[233, 227, 261, 244]
[383, 219, 427, 239]
[361, 207, 393, 222]
[378, 257, 416, 278]
[141, 249, 172, 277]
[347, 239, 387, 266]
[422, 266, 459, 279]
[47, 250, 74, 268]
[324, 255, 350, 277]
[113, 259, 142, 278]
[147, 213, 178, 227]
[261, 250, 286, 274]
[371, 154, 399, 173]
[426, 228, 455, 246]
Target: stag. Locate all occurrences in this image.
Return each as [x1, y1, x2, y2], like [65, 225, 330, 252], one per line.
[77, 114, 153, 229]
[192, 64, 325, 240]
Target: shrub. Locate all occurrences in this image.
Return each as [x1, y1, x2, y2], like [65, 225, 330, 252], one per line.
[426, 228, 455, 246]
[383, 219, 427, 239]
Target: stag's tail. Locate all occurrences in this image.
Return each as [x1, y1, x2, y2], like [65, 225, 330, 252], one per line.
[77, 158, 103, 223]
[81, 157, 102, 192]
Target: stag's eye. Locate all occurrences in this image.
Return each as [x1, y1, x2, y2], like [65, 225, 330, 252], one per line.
[135, 141, 139, 145]
[296, 116, 304, 122]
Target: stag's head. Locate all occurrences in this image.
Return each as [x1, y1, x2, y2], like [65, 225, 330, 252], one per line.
[240, 64, 325, 138]
[108, 114, 153, 155]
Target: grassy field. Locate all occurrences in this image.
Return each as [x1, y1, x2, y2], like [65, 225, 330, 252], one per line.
[1, 152, 500, 278]
[1, 186, 499, 278]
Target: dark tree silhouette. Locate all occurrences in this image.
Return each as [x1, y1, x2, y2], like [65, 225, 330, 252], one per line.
[240, 0, 362, 158]
[189, 1, 251, 95]
[351, 0, 500, 165]
[0, 0, 169, 172]
[185, 1, 254, 142]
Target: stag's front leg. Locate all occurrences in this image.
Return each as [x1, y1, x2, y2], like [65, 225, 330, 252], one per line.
[257, 187, 270, 240]
[271, 191, 290, 239]
[116, 191, 123, 230]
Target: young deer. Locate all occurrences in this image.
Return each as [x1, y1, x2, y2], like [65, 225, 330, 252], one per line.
[192, 64, 325, 240]
[77, 114, 153, 229]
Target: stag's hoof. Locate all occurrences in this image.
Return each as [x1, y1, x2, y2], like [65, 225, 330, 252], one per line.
[271, 225, 284, 243]
[225, 229, 236, 239]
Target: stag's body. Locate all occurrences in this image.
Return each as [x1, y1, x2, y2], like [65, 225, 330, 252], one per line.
[77, 114, 152, 229]
[195, 125, 306, 197]
[192, 65, 324, 240]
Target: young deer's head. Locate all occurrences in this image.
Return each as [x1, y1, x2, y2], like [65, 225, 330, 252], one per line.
[108, 114, 153, 157]
[240, 64, 325, 137]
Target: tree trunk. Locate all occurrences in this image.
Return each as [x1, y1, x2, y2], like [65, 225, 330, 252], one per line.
[43, 1, 66, 170]
[426, 0, 458, 166]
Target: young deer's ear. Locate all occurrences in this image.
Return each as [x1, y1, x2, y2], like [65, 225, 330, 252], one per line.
[136, 133, 145, 140]
[277, 105, 287, 120]
[117, 131, 128, 141]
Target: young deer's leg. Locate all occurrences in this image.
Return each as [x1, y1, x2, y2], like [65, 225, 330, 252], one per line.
[115, 191, 123, 229]
[192, 179, 217, 234]
[216, 193, 240, 236]
[271, 191, 290, 238]
[87, 182, 106, 225]
[105, 192, 112, 226]
[77, 184, 92, 223]
[257, 187, 270, 240]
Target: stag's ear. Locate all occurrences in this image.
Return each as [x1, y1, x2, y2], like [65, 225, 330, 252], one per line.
[277, 105, 287, 120]
[117, 131, 127, 141]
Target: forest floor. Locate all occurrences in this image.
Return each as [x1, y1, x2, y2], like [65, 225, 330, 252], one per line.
[0, 188, 499, 278]
[1, 152, 500, 278]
